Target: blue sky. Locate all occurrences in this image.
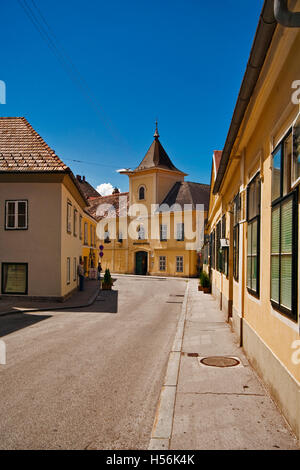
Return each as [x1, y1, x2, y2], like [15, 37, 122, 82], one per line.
[1, 0, 264, 193]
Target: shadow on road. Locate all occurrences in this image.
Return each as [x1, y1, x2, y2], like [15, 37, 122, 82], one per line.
[72, 289, 119, 314]
[0, 313, 52, 337]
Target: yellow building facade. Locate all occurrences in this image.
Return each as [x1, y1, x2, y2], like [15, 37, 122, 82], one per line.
[206, 0, 300, 439]
[81, 211, 98, 277]
[0, 117, 89, 301]
[89, 126, 210, 277]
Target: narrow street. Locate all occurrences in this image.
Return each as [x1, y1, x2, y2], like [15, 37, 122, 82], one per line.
[0, 276, 186, 450]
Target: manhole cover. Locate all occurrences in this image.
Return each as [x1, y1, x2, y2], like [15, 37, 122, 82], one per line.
[200, 356, 240, 368]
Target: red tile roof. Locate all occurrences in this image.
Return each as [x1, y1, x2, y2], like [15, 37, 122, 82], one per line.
[76, 175, 101, 199]
[0, 117, 68, 172]
[86, 192, 129, 221]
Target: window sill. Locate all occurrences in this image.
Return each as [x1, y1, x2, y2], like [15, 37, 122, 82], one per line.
[247, 287, 260, 300]
[5, 227, 28, 231]
[270, 300, 297, 323]
[2, 291, 28, 296]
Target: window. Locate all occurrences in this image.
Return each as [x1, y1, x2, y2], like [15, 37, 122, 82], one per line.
[176, 223, 184, 241]
[104, 230, 110, 243]
[159, 256, 166, 271]
[139, 186, 145, 200]
[138, 225, 146, 240]
[221, 214, 228, 276]
[5, 200, 28, 230]
[292, 114, 300, 185]
[271, 133, 298, 320]
[67, 258, 70, 285]
[79, 215, 82, 240]
[210, 230, 215, 269]
[74, 209, 78, 237]
[176, 256, 184, 273]
[203, 244, 209, 265]
[247, 173, 261, 296]
[90, 225, 93, 247]
[67, 201, 72, 233]
[73, 257, 77, 281]
[2, 263, 28, 295]
[216, 220, 221, 272]
[84, 223, 88, 245]
[160, 224, 167, 241]
[233, 194, 240, 281]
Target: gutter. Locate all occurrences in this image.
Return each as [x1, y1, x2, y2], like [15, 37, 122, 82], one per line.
[213, 0, 277, 194]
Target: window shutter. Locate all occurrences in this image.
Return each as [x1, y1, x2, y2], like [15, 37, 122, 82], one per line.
[280, 198, 293, 310]
[271, 206, 280, 303]
[247, 224, 252, 289]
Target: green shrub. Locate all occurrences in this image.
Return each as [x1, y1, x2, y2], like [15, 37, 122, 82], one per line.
[200, 271, 210, 288]
[103, 268, 112, 286]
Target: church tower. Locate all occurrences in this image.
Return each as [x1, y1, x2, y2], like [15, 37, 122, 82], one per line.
[120, 123, 187, 211]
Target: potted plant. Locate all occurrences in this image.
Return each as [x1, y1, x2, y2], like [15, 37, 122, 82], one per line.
[201, 271, 211, 294]
[198, 271, 204, 291]
[101, 268, 114, 290]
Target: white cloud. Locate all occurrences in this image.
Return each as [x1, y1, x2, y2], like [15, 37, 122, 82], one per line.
[96, 183, 120, 196]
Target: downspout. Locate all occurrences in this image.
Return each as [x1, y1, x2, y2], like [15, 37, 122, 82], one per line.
[274, 0, 300, 27]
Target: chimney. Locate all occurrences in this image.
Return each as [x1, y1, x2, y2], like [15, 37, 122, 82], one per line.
[76, 175, 81, 182]
[83, 176, 86, 182]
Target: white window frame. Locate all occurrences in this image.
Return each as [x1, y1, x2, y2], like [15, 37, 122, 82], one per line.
[73, 257, 77, 281]
[138, 225, 146, 240]
[159, 256, 166, 271]
[176, 256, 184, 273]
[5, 200, 28, 230]
[160, 224, 168, 241]
[84, 222, 88, 245]
[79, 215, 83, 240]
[176, 223, 184, 241]
[67, 201, 72, 234]
[74, 209, 78, 237]
[67, 258, 70, 285]
[90, 224, 93, 247]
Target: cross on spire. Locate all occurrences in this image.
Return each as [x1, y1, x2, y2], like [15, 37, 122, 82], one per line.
[154, 120, 159, 139]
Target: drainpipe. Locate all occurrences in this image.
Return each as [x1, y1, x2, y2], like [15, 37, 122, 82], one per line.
[274, 0, 300, 27]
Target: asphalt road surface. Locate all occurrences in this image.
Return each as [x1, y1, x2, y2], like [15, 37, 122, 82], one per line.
[0, 276, 187, 450]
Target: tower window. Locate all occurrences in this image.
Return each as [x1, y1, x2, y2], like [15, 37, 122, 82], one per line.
[139, 186, 145, 200]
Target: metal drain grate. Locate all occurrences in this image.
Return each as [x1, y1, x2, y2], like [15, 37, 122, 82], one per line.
[200, 356, 240, 368]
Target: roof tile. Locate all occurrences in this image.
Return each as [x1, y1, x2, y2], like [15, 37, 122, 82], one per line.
[0, 117, 68, 172]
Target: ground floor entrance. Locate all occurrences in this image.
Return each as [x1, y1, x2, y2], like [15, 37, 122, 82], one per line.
[135, 251, 148, 275]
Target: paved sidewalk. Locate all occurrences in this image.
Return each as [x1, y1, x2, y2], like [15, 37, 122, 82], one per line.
[0, 279, 100, 316]
[151, 279, 299, 450]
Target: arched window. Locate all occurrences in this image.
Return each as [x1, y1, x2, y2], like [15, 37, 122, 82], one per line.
[139, 186, 145, 200]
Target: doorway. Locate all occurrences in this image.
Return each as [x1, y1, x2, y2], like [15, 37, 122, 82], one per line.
[135, 251, 148, 275]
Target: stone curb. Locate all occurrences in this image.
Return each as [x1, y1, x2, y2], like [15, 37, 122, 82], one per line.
[0, 287, 101, 318]
[112, 273, 191, 281]
[148, 281, 190, 450]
